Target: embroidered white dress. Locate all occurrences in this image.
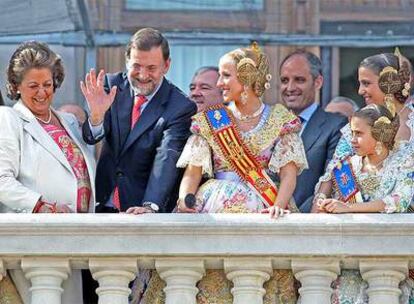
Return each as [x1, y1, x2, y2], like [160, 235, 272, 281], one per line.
[177, 103, 308, 213]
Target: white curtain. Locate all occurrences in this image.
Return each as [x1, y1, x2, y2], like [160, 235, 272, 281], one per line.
[166, 45, 239, 94]
[126, 0, 263, 10]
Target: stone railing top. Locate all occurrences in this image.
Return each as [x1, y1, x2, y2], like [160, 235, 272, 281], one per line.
[0, 213, 413, 260]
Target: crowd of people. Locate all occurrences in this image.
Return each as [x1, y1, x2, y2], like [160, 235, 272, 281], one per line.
[0, 27, 413, 304]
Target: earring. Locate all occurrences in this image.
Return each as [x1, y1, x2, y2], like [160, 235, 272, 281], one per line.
[240, 85, 249, 105]
[375, 142, 383, 156]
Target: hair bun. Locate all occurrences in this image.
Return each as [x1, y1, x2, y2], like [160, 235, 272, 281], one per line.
[236, 58, 258, 86]
[378, 66, 403, 95]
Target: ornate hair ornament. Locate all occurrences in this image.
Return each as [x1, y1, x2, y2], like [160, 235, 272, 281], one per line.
[251, 42, 272, 94]
[393, 47, 411, 99]
[378, 66, 402, 117]
[236, 42, 271, 98]
[236, 57, 258, 86]
[402, 82, 411, 97]
[371, 115, 399, 149]
[394, 46, 402, 58]
[374, 116, 391, 126]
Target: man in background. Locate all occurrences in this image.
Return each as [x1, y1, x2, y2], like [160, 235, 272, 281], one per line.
[325, 96, 359, 118]
[279, 50, 347, 212]
[189, 66, 223, 112]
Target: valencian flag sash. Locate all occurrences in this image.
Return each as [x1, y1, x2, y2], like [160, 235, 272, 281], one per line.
[332, 158, 362, 204]
[204, 106, 278, 207]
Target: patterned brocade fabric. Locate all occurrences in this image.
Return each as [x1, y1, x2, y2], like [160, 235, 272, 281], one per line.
[133, 269, 297, 304]
[331, 270, 368, 304]
[196, 270, 234, 304]
[263, 270, 298, 304]
[0, 274, 23, 304]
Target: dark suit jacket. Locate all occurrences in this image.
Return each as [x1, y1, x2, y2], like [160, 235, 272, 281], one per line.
[295, 106, 347, 212]
[83, 73, 197, 212]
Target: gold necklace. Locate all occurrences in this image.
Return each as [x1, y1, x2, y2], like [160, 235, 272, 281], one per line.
[35, 108, 52, 124]
[364, 155, 387, 173]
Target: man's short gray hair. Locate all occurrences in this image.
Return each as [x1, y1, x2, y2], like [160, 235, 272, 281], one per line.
[329, 96, 360, 111]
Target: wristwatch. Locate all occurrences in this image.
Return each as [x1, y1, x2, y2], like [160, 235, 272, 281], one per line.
[142, 202, 160, 213]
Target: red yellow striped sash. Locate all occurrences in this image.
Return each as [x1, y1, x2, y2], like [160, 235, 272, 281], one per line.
[204, 106, 278, 207]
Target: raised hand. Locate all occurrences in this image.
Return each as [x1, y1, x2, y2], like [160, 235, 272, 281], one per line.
[80, 69, 117, 125]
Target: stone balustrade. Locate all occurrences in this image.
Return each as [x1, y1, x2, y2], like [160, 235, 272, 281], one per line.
[0, 213, 413, 304]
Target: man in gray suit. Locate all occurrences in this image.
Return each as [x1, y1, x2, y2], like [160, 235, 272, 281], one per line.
[279, 50, 347, 212]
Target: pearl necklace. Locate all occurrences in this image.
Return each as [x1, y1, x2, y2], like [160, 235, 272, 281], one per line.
[232, 102, 265, 121]
[35, 108, 52, 124]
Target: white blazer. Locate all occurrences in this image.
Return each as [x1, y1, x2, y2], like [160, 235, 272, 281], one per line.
[0, 101, 96, 213]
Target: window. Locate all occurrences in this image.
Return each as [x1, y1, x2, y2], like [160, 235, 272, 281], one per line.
[166, 45, 239, 93]
[126, 0, 263, 11]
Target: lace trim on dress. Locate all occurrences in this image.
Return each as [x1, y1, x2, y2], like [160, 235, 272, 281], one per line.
[176, 134, 213, 177]
[268, 132, 308, 175]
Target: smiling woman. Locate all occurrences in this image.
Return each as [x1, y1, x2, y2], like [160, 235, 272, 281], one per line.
[314, 52, 414, 211]
[0, 41, 96, 304]
[314, 104, 414, 304]
[16, 68, 54, 121]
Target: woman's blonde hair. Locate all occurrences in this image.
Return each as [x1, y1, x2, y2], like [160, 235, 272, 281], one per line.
[225, 43, 271, 97]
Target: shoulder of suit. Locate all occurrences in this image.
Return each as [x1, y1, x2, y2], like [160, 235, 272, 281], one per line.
[165, 79, 191, 102]
[321, 109, 348, 127]
[165, 80, 196, 115]
[311, 106, 347, 125]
